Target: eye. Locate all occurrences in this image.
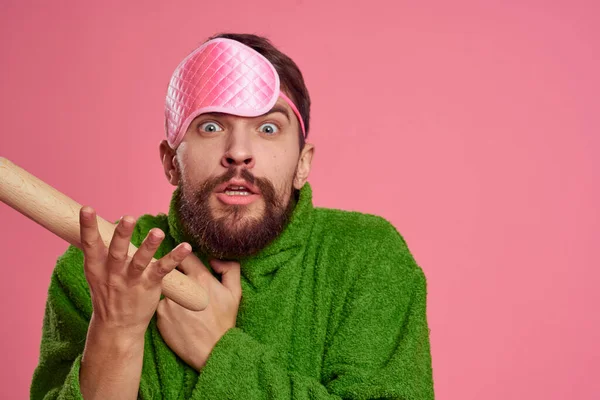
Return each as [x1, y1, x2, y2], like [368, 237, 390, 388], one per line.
[259, 123, 279, 135]
[199, 122, 223, 133]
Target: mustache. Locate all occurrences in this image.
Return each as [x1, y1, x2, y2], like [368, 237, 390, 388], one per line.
[208, 167, 256, 190]
[198, 167, 279, 207]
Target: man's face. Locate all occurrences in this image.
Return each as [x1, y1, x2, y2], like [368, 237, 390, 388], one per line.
[165, 97, 312, 259]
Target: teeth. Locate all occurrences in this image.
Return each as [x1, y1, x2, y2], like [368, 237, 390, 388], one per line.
[225, 191, 250, 196]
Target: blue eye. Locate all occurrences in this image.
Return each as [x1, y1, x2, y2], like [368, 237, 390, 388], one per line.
[199, 122, 223, 133]
[259, 123, 278, 135]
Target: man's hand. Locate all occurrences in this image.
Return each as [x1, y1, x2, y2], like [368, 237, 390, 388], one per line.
[78, 207, 192, 400]
[156, 254, 242, 371]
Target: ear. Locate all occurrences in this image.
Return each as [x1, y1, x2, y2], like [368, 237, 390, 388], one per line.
[159, 140, 180, 186]
[293, 143, 315, 190]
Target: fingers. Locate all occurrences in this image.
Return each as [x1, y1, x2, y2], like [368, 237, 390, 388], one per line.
[127, 228, 165, 278]
[106, 216, 136, 273]
[210, 260, 242, 300]
[79, 206, 105, 264]
[146, 243, 192, 284]
[178, 253, 216, 284]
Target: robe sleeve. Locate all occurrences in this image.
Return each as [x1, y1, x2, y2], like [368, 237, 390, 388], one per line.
[30, 252, 88, 400]
[30, 217, 153, 400]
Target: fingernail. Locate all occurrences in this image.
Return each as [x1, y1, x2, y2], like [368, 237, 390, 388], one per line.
[149, 230, 164, 242]
[81, 208, 93, 219]
[122, 217, 134, 228]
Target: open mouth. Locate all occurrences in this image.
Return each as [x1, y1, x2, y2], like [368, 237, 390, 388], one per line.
[215, 180, 261, 205]
[223, 185, 254, 196]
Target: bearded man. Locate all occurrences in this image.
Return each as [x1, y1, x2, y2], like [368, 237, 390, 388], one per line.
[31, 33, 435, 400]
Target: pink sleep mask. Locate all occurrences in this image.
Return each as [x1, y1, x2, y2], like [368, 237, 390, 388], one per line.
[165, 38, 306, 149]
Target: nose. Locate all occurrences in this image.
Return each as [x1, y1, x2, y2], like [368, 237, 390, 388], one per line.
[220, 128, 255, 169]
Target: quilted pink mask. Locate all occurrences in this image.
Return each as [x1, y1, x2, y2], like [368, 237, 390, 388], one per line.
[165, 38, 306, 149]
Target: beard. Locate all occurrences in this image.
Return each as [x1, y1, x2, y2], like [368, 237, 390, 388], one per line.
[174, 167, 296, 260]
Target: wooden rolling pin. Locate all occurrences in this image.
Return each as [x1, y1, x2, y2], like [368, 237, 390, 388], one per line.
[0, 157, 208, 311]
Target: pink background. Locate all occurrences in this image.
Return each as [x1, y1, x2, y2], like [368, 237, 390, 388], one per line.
[1, 0, 599, 398]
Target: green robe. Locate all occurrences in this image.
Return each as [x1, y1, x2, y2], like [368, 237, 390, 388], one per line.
[30, 183, 434, 399]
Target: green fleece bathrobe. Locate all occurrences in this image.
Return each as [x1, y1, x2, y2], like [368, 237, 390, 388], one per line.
[30, 183, 434, 399]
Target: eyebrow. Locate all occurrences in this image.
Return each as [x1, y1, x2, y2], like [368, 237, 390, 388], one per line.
[260, 105, 291, 122]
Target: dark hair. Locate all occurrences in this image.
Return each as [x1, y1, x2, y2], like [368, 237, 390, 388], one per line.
[208, 33, 311, 149]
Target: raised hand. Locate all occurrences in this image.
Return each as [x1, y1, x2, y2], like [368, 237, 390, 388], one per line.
[79, 206, 192, 336]
[78, 206, 192, 400]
